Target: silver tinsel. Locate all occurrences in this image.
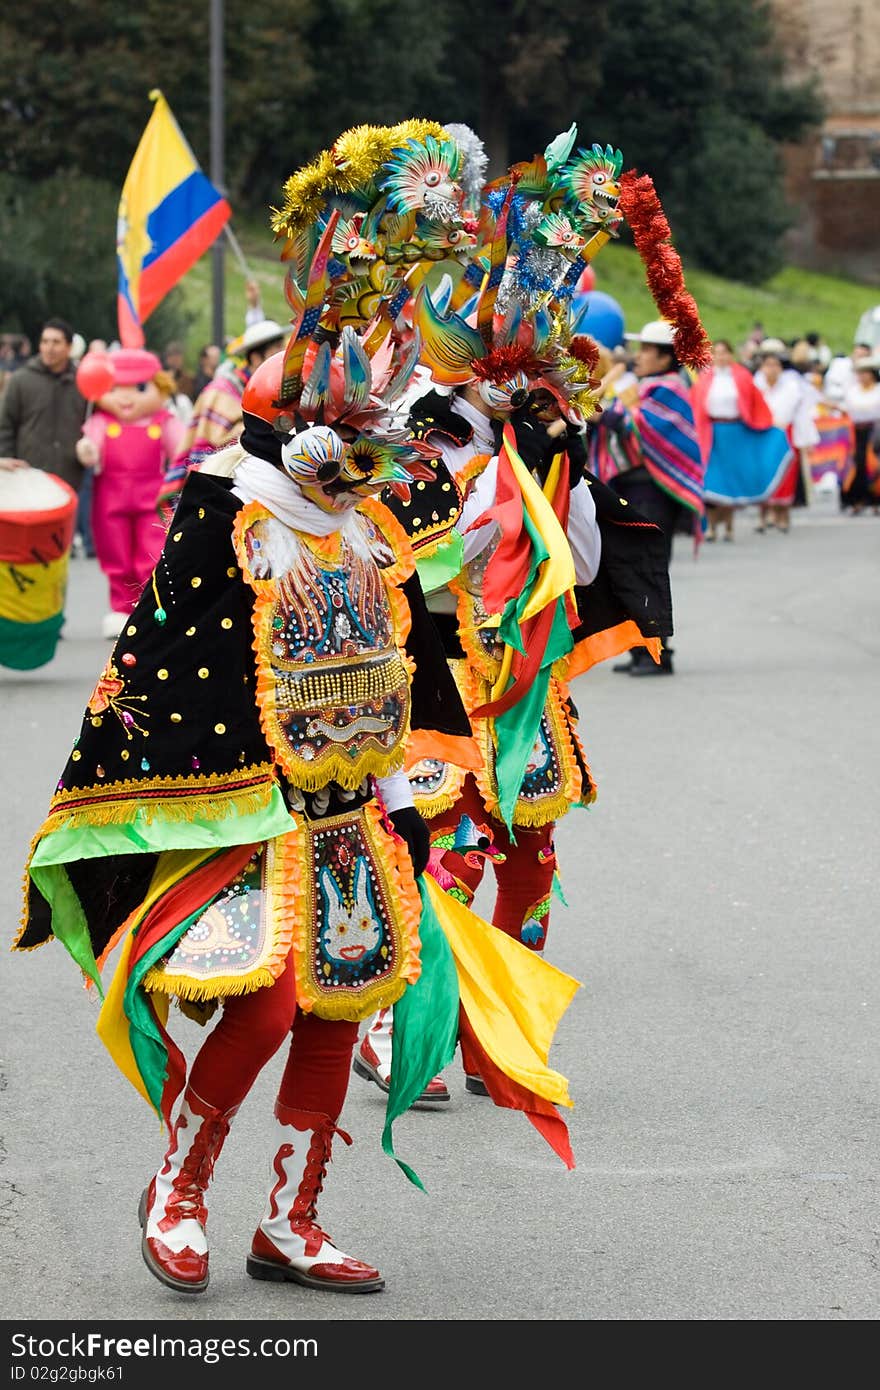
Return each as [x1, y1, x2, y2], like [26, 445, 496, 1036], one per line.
[496, 244, 571, 315]
[443, 121, 489, 213]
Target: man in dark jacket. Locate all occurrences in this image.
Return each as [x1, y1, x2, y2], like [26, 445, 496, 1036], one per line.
[0, 318, 87, 492]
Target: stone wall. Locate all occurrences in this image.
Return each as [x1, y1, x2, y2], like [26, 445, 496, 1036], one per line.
[771, 0, 880, 281]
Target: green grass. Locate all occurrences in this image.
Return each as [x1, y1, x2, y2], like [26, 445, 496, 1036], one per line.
[175, 215, 879, 368]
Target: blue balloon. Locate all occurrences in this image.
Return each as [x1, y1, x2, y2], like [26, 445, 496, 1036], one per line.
[569, 290, 625, 349]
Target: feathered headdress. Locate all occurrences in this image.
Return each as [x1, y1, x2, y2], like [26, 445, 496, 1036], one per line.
[239, 121, 495, 497]
[271, 120, 479, 345]
[414, 120, 711, 413]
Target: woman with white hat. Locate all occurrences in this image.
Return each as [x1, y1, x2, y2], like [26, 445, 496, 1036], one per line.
[172, 319, 288, 473]
[610, 318, 705, 675]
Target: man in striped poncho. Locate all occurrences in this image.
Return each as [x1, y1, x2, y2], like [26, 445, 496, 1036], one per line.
[609, 319, 705, 676]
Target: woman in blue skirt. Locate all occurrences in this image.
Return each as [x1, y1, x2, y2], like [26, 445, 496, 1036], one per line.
[690, 339, 793, 541]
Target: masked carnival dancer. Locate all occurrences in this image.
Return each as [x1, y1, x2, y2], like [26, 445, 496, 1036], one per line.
[355, 130, 711, 1096]
[16, 122, 583, 1298]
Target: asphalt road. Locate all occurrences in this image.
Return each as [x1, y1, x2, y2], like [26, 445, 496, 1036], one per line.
[2, 491, 879, 1326]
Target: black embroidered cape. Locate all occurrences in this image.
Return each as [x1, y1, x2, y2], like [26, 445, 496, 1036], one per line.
[18, 469, 471, 954]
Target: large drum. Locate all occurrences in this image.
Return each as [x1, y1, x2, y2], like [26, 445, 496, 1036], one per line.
[0, 467, 78, 670]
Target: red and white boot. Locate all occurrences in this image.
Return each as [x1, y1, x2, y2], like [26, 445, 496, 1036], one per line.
[247, 1105, 384, 1293]
[138, 1086, 236, 1293]
[353, 1006, 450, 1106]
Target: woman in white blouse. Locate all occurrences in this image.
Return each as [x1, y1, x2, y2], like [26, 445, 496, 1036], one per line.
[753, 341, 820, 533]
[690, 339, 792, 542]
[840, 357, 880, 514]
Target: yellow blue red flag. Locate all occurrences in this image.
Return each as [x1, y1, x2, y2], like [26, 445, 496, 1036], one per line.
[117, 89, 231, 347]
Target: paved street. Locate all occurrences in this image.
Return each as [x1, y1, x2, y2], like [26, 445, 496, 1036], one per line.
[2, 491, 879, 1323]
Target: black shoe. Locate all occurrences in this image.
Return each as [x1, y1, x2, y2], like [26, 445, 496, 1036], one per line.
[465, 1075, 490, 1096]
[630, 652, 674, 676]
[612, 650, 641, 673]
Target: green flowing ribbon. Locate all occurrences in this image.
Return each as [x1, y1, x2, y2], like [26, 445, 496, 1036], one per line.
[381, 876, 460, 1190]
[491, 503, 574, 835]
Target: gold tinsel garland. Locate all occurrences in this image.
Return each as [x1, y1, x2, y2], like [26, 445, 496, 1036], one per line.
[270, 119, 449, 239]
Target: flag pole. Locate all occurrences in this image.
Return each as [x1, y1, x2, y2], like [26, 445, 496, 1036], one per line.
[209, 0, 225, 347]
[224, 223, 252, 279]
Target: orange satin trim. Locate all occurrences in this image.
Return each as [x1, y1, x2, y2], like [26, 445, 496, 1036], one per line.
[403, 728, 483, 773]
[566, 622, 662, 679]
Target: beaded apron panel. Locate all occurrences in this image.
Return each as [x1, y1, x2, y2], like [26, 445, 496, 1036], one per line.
[288, 802, 421, 1019]
[148, 800, 421, 1018]
[471, 672, 589, 828]
[153, 848, 279, 996]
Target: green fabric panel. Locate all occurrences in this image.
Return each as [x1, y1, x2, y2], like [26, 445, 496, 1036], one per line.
[0, 612, 64, 671]
[382, 877, 460, 1190]
[415, 532, 465, 596]
[492, 499, 574, 834]
[29, 787, 294, 867]
[124, 906, 215, 1114]
[492, 670, 551, 839]
[27, 862, 101, 991]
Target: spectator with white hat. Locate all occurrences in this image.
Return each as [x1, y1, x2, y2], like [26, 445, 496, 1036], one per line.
[610, 318, 705, 676]
[166, 318, 288, 490]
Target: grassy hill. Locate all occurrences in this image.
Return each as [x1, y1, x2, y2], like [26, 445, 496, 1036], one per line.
[177, 215, 879, 367]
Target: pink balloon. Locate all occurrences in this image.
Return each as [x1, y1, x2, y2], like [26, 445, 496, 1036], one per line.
[576, 265, 596, 294]
[76, 352, 116, 402]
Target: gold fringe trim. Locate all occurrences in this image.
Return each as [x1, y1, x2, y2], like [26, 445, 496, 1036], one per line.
[32, 774, 277, 834]
[412, 783, 465, 821]
[490, 789, 574, 829]
[294, 975, 410, 1022]
[144, 961, 280, 1002]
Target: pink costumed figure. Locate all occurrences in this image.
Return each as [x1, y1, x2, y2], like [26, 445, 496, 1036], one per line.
[76, 349, 185, 639]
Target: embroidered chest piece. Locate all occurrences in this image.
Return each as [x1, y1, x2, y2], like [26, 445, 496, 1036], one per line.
[244, 515, 411, 789]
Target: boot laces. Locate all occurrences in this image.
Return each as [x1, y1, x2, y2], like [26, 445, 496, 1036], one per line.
[166, 1113, 230, 1226]
[291, 1120, 351, 1230]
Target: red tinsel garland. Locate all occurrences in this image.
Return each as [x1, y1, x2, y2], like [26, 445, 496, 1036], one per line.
[568, 335, 601, 371]
[471, 342, 539, 383]
[618, 171, 712, 371]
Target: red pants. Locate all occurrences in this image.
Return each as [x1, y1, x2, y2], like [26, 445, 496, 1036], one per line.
[91, 470, 167, 613]
[427, 775, 557, 951]
[188, 951, 359, 1121]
